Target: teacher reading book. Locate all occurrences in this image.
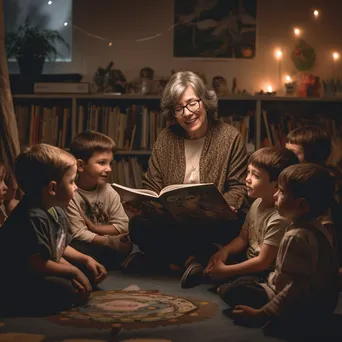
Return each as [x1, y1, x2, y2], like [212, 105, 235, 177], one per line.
[125, 71, 249, 283]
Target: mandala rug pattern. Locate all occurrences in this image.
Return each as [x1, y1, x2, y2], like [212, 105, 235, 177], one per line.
[49, 290, 217, 330]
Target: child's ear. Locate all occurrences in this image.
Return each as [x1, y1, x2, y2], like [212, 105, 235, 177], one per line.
[47, 181, 57, 196]
[299, 197, 310, 212]
[77, 159, 85, 172]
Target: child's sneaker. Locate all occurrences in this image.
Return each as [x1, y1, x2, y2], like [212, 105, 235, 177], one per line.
[121, 252, 147, 274]
[181, 261, 206, 289]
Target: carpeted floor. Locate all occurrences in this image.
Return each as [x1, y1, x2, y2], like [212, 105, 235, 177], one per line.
[1, 271, 342, 342]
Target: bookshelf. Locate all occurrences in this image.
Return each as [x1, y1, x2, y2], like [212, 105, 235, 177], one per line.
[12, 93, 342, 187]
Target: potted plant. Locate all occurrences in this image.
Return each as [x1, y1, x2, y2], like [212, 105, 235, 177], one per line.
[5, 20, 69, 81]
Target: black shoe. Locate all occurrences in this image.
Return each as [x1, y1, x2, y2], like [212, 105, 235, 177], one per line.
[121, 252, 146, 273]
[181, 261, 205, 289]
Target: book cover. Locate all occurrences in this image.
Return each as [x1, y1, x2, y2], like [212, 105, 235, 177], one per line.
[112, 183, 237, 225]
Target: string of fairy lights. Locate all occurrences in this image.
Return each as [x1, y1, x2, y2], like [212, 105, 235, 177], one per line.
[45, 1, 341, 91]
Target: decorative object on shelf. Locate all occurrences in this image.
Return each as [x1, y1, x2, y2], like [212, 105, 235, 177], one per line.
[108, 69, 127, 94]
[291, 39, 316, 72]
[94, 61, 113, 93]
[94, 62, 127, 94]
[212, 76, 228, 96]
[255, 89, 276, 96]
[296, 72, 321, 97]
[140, 67, 154, 80]
[5, 20, 69, 81]
[322, 78, 342, 97]
[137, 67, 155, 95]
[284, 75, 296, 96]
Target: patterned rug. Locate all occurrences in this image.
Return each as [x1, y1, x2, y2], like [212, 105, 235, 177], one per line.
[49, 289, 217, 332]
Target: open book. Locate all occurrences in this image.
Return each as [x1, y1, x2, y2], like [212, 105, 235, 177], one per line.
[112, 183, 237, 225]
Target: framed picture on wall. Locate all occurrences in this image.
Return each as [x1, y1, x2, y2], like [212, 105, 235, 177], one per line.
[173, 0, 257, 59]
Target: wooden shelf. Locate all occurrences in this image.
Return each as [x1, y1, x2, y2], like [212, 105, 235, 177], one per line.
[12, 93, 342, 102]
[12, 94, 161, 100]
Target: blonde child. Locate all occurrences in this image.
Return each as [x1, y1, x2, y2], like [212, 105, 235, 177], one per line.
[66, 130, 131, 269]
[0, 144, 107, 316]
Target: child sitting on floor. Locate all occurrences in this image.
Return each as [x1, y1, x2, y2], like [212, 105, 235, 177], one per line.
[66, 130, 131, 270]
[219, 163, 339, 337]
[181, 147, 299, 288]
[285, 125, 342, 277]
[0, 144, 107, 316]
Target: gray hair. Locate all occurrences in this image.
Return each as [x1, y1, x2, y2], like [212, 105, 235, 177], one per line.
[161, 71, 218, 122]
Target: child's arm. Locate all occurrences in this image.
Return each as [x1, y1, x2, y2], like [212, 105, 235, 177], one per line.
[206, 215, 288, 278]
[205, 218, 249, 272]
[206, 229, 248, 267]
[63, 245, 107, 283]
[107, 188, 129, 234]
[80, 211, 120, 236]
[206, 243, 278, 278]
[28, 254, 92, 292]
[66, 199, 99, 242]
[84, 189, 129, 236]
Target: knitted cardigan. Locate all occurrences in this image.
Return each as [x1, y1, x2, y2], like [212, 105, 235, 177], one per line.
[143, 120, 249, 213]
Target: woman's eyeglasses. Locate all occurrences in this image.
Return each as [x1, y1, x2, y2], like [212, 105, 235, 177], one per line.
[172, 99, 201, 118]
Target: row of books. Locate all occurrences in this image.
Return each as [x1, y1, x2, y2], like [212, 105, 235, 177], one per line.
[15, 105, 71, 148]
[14, 103, 167, 150]
[219, 114, 256, 153]
[108, 157, 144, 189]
[261, 109, 342, 147]
[76, 104, 167, 150]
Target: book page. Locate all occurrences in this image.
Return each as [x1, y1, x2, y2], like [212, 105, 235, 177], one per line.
[160, 183, 213, 196]
[111, 183, 171, 220]
[161, 183, 237, 225]
[111, 183, 159, 198]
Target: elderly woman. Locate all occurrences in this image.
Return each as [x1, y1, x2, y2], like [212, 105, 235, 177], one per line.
[127, 71, 249, 284]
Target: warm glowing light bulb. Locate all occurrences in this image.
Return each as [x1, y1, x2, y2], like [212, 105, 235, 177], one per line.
[267, 85, 273, 93]
[313, 9, 319, 17]
[293, 28, 301, 37]
[64, 22, 68, 26]
[285, 75, 292, 83]
[108, 42, 113, 47]
[48, 1, 52, 5]
[274, 49, 283, 60]
[333, 52, 340, 61]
